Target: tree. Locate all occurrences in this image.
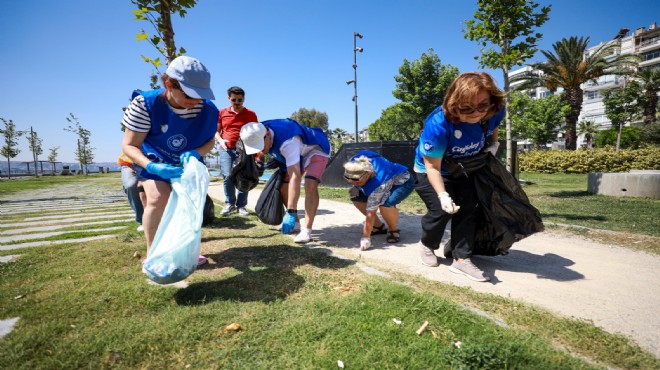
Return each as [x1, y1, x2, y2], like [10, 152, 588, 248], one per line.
[511, 36, 639, 150]
[290, 108, 329, 131]
[392, 48, 459, 124]
[463, 0, 551, 171]
[64, 113, 95, 175]
[132, 0, 197, 67]
[602, 80, 644, 152]
[635, 68, 660, 126]
[47, 146, 60, 175]
[368, 103, 421, 141]
[132, 0, 197, 89]
[327, 128, 350, 156]
[47, 146, 59, 162]
[577, 120, 599, 148]
[0, 118, 24, 179]
[26, 127, 43, 177]
[509, 91, 568, 148]
[595, 127, 641, 149]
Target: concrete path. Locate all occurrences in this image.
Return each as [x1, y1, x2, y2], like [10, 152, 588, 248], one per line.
[208, 182, 660, 357]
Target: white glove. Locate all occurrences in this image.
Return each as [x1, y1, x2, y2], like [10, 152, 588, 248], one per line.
[217, 138, 229, 150]
[438, 192, 460, 214]
[484, 141, 500, 156]
[360, 237, 372, 251]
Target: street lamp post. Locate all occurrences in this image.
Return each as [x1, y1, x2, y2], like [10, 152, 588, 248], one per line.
[346, 32, 363, 143]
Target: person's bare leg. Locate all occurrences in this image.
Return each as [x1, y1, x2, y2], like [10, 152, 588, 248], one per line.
[302, 180, 320, 229]
[379, 206, 399, 231]
[142, 180, 171, 255]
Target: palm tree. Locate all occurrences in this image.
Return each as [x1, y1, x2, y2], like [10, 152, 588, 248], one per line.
[511, 36, 639, 150]
[577, 120, 599, 148]
[636, 68, 660, 125]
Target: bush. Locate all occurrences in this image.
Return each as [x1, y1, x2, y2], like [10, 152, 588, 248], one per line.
[518, 146, 660, 173]
[594, 127, 641, 149]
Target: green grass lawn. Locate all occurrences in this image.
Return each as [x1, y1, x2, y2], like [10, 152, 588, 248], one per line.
[1, 214, 657, 369]
[1, 175, 659, 368]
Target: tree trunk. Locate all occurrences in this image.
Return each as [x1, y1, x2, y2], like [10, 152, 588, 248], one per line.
[562, 87, 583, 150]
[502, 69, 513, 173]
[644, 89, 658, 125]
[159, 1, 177, 64]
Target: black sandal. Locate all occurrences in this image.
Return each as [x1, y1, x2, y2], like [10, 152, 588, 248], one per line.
[370, 224, 388, 236]
[386, 229, 401, 243]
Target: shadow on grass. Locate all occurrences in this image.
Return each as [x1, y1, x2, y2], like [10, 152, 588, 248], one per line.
[548, 191, 591, 198]
[542, 213, 607, 221]
[174, 245, 354, 305]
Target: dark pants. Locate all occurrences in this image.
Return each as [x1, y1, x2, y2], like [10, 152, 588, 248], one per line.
[414, 172, 478, 259]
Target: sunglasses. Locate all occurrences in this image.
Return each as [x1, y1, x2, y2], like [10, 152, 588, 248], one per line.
[230, 98, 244, 103]
[458, 103, 494, 115]
[344, 172, 368, 182]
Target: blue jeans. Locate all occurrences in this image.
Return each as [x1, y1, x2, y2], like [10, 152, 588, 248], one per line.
[121, 165, 144, 224]
[220, 148, 248, 207]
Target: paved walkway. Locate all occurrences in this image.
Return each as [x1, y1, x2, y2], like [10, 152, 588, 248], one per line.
[209, 182, 660, 357]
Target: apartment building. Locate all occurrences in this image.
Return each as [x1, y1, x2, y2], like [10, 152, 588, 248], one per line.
[580, 23, 660, 133]
[509, 21, 660, 148]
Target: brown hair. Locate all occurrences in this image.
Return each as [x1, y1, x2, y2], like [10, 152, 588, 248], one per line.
[227, 86, 245, 97]
[442, 72, 504, 123]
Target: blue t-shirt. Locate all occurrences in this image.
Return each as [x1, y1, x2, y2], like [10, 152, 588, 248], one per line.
[414, 106, 504, 175]
[350, 150, 407, 196]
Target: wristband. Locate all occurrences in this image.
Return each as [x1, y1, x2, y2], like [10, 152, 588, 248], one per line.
[286, 208, 297, 214]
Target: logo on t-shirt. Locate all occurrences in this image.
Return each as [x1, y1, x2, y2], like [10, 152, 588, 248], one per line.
[423, 141, 434, 152]
[454, 130, 462, 139]
[167, 134, 187, 151]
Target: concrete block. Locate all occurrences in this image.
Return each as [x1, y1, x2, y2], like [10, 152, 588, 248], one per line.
[587, 171, 660, 199]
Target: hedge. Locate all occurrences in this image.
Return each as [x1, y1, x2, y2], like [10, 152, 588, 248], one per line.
[518, 146, 660, 174]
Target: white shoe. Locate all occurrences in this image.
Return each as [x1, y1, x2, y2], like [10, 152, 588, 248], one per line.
[137, 225, 144, 232]
[221, 205, 235, 215]
[237, 207, 249, 216]
[294, 229, 312, 243]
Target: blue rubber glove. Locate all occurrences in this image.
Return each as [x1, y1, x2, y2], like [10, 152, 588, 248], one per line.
[180, 150, 202, 165]
[145, 162, 183, 179]
[281, 212, 296, 234]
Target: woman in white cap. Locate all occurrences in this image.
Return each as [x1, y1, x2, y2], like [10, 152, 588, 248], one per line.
[121, 55, 218, 268]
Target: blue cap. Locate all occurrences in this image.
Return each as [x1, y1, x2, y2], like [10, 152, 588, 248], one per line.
[165, 56, 215, 100]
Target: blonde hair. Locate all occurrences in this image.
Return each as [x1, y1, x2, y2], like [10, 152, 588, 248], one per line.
[343, 156, 374, 176]
[442, 72, 504, 124]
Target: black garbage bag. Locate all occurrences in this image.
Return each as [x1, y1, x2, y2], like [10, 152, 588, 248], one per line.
[202, 194, 215, 226]
[255, 169, 285, 225]
[472, 154, 544, 255]
[229, 139, 260, 192]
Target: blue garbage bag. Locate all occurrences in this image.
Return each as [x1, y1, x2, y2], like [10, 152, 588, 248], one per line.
[143, 157, 210, 284]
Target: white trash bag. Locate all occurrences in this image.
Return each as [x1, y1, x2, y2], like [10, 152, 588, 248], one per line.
[143, 157, 210, 284]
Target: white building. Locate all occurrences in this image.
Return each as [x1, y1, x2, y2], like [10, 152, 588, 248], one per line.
[510, 21, 660, 149]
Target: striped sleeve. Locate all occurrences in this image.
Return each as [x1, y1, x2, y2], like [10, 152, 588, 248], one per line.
[122, 95, 151, 133]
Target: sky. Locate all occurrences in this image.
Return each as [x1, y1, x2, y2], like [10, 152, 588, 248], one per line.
[1, 0, 658, 163]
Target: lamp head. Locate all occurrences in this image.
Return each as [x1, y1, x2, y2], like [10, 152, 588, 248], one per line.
[355, 47, 364, 52]
[346, 80, 355, 85]
[355, 32, 364, 38]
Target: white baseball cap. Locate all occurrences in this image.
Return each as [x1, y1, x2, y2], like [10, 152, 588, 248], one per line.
[165, 56, 215, 100]
[240, 122, 267, 155]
